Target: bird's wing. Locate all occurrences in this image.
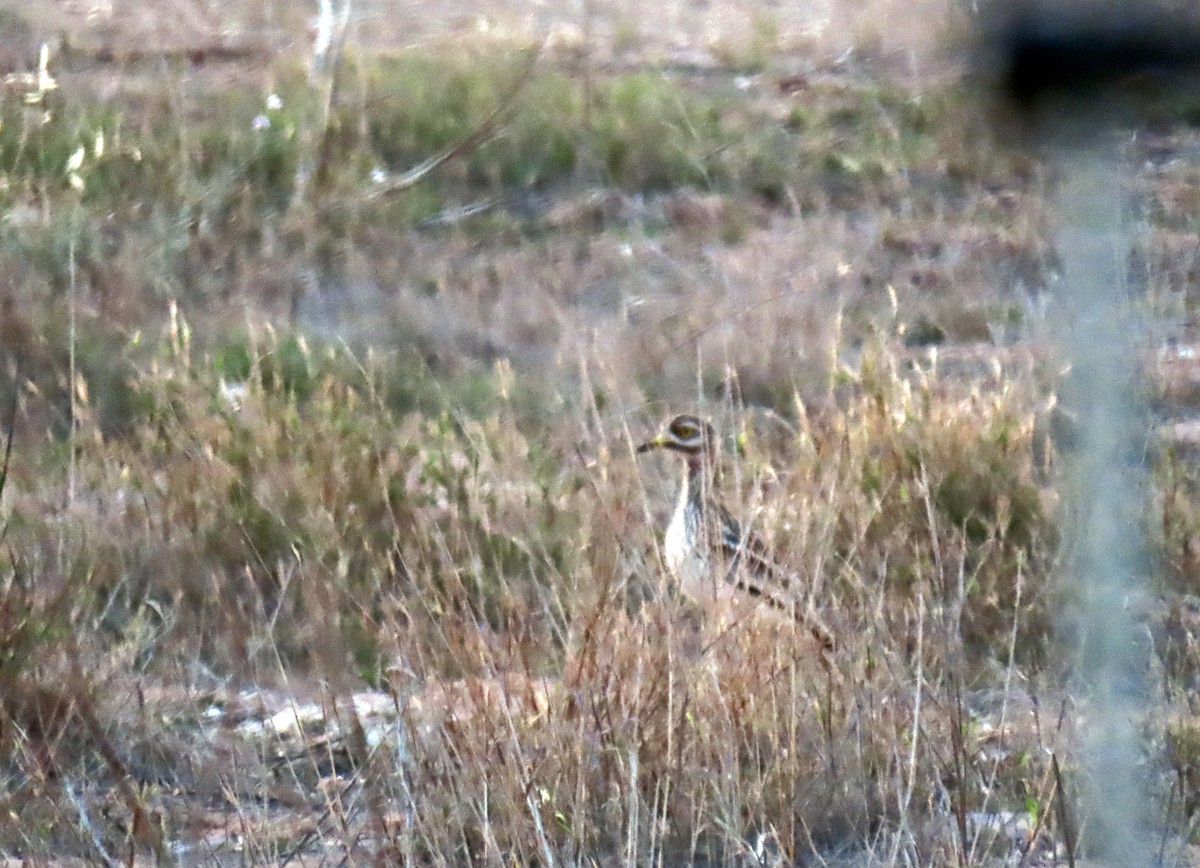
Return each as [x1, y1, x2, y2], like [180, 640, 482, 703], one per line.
[714, 506, 834, 651]
[715, 504, 791, 589]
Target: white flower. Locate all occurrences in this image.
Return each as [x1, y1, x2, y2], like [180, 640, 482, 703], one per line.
[36, 43, 57, 96]
[252, 114, 270, 131]
[219, 380, 249, 411]
[66, 146, 85, 173]
[370, 167, 387, 184]
[266, 93, 283, 110]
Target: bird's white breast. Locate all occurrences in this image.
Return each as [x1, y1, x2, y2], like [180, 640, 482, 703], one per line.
[664, 483, 717, 602]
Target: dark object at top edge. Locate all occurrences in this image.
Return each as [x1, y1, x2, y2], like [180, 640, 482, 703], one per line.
[979, 2, 1200, 110]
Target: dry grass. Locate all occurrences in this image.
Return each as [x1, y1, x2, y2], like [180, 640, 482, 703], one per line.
[3, 0, 1200, 864]
[0, 321, 1069, 863]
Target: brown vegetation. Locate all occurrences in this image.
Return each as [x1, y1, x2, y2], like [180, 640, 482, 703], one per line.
[1, 0, 1200, 864]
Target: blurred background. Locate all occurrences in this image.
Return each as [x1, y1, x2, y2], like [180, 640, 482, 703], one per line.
[4, 0, 1200, 863]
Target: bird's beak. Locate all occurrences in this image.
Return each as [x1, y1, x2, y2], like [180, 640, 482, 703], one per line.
[636, 434, 667, 454]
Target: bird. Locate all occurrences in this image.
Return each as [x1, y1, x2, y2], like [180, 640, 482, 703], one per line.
[637, 413, 834, 651]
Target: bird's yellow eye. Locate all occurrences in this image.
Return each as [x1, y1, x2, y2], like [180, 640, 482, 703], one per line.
[672, 421, 698, 439]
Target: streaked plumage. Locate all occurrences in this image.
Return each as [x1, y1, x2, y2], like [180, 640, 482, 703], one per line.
[638, 414, 833, 650]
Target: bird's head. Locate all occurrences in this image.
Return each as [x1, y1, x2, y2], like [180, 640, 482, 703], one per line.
[637, 414, 716, 467]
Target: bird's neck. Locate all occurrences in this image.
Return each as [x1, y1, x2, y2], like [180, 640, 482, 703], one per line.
[682, 453, 719, 509]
